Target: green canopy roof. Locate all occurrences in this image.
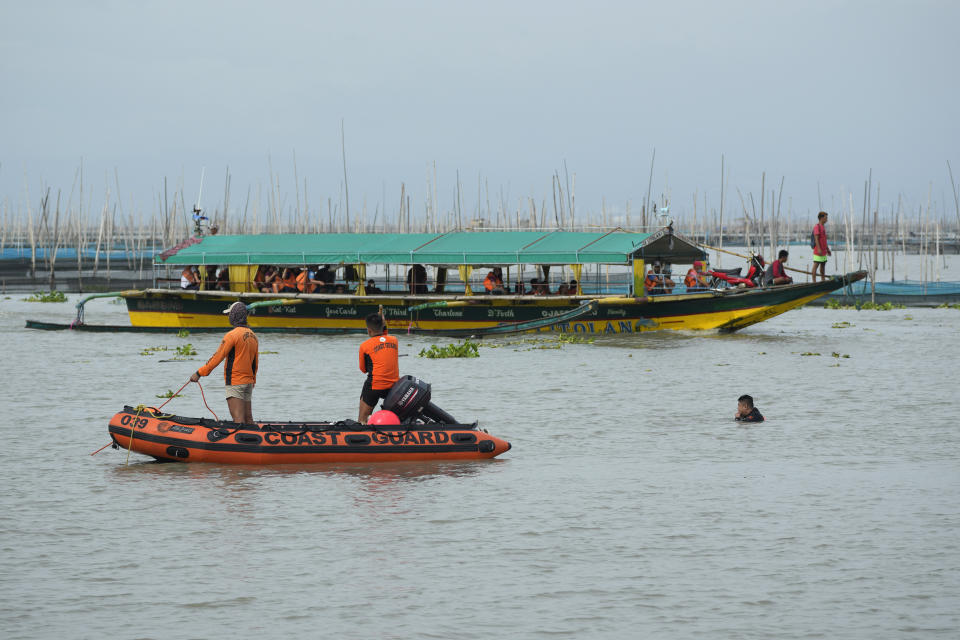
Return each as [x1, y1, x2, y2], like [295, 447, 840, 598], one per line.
[156, 229, 706, 266]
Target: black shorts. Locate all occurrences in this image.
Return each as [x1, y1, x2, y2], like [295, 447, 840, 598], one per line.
[360, 378, 391, 407]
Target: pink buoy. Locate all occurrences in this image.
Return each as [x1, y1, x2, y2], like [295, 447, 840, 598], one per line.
[368, 410, 401, 426]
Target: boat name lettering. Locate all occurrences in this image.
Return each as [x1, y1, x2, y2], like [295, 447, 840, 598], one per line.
[371, 431, 454, 445]
[540, 309, 566, 318]
[324, 306, 358, 317]
[433, 309, 463, 318]
[135, 299, 183, 312]
[258, 430, 459, 446]
[487, 308, 515, 318]
[267, 306, 297, 315]
[262, 431, 342, 446]
[606, 308, 626, 317]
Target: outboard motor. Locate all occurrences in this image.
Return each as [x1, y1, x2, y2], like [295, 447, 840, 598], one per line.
[382, 375, 459, 424]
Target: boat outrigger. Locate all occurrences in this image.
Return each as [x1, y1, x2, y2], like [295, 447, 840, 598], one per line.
[29, 227, 866, 335]
[108, 376, 511, 464]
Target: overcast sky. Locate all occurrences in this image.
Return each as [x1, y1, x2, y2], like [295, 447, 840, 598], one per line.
[1, 0, 957, 224]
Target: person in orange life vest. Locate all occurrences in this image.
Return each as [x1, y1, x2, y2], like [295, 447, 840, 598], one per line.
[273, 267, 298, 293]
[358, 312, 400, 423]
[768, 250, 793, 285]
[190, 302, 259, 424]
[483, 267, 505, 294]
[256, 265, 278, 292]
[812, 211, 832, 282]
[295, 266, 317, 294]
[644, 260, 674, 294]
[684, 260, 709, 291]
[180, 266, 200, 290]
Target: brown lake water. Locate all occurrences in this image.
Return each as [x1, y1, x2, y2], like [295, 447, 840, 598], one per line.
[1, 296, 958, 639]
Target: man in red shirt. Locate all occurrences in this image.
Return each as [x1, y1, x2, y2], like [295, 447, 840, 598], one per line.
[812, 211, 832, 282]
[768, 250, 794, 285]
[358, 313, 400, 423]
[190, 301, 259, 423]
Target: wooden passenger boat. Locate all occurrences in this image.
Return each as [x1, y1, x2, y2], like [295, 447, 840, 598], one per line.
[107, 406, 510, 464]
[29, 228, 868, 335]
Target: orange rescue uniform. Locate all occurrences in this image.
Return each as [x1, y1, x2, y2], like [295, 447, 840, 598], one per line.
[197, 326, 259, 385]
[359, 332, 400, 390]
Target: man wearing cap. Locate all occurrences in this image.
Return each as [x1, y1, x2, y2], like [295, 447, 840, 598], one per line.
[189, 301, 259, 423]
[644, 260, 674, 295]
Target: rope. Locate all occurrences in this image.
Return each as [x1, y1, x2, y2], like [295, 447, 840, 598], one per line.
[125, 404, 146, 466]
[157, 381, 191, 411]
[195, 380, 219, 421]
[89, 441, 113, 456]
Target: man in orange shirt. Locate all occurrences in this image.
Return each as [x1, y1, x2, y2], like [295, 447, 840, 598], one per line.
[190, 301, 259, 424]
[357, 312, 400, 423]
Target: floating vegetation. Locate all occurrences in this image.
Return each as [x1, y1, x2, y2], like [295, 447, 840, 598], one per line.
[936, 302, 960, 310]
[176, 329, 191, 338]
[484, 333, 595, 350]
[140, 346, 170, 356]
[175, 344, 197, 356]
[800, 352, 821, 356]
[758, 351, 767, 355]
[259, 350, 279, 354]
[23, 291, 67, 303]
[859, 301, 905, 310]
[831, 352, 851, 358]
[903, 315, 913, 320]
[156, 389, 182, 399]
[831, 321, 854, 329]
[419, 340, 480, 359]
[825, 299, 904, 311]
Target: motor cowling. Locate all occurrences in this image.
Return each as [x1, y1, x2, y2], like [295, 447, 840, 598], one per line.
[382, 375, 459, 424]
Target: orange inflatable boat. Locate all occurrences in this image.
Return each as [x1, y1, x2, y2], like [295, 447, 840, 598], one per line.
[107, 377, 510, 464]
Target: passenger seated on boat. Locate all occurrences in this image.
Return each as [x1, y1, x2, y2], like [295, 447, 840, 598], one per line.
[569, 279, 579, 295]
[484, 268, 505, 294]
[202, 266, 218, 290]
[684, 260, 709, 291]
[334, 283, 347, 294]
[644, 260, 675, 295]
[296, 266, 317, 294]
[257, 265, 279, 292]
[734, 394, 764, 423]
[406, 264, 429, 294]
[765, 250, 794, 285]
[746, 256, 765, 286]
[314, 264, 335, 291]
[273, 268, 298, 293]
[530, 278, 549, 295]
[190, 301, 259, 424]
[557, 283, 569, 295]
[358, 312, 400, 423]
[180, 266, 200, 290]
[215, 266, 230, 290]
[365, 279, 382, 294]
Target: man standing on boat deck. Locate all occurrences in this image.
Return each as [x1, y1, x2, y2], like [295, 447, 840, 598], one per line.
[190, 301, 259, 424]
[812, 211, 832, 282]
[357, 313, 400, 423]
